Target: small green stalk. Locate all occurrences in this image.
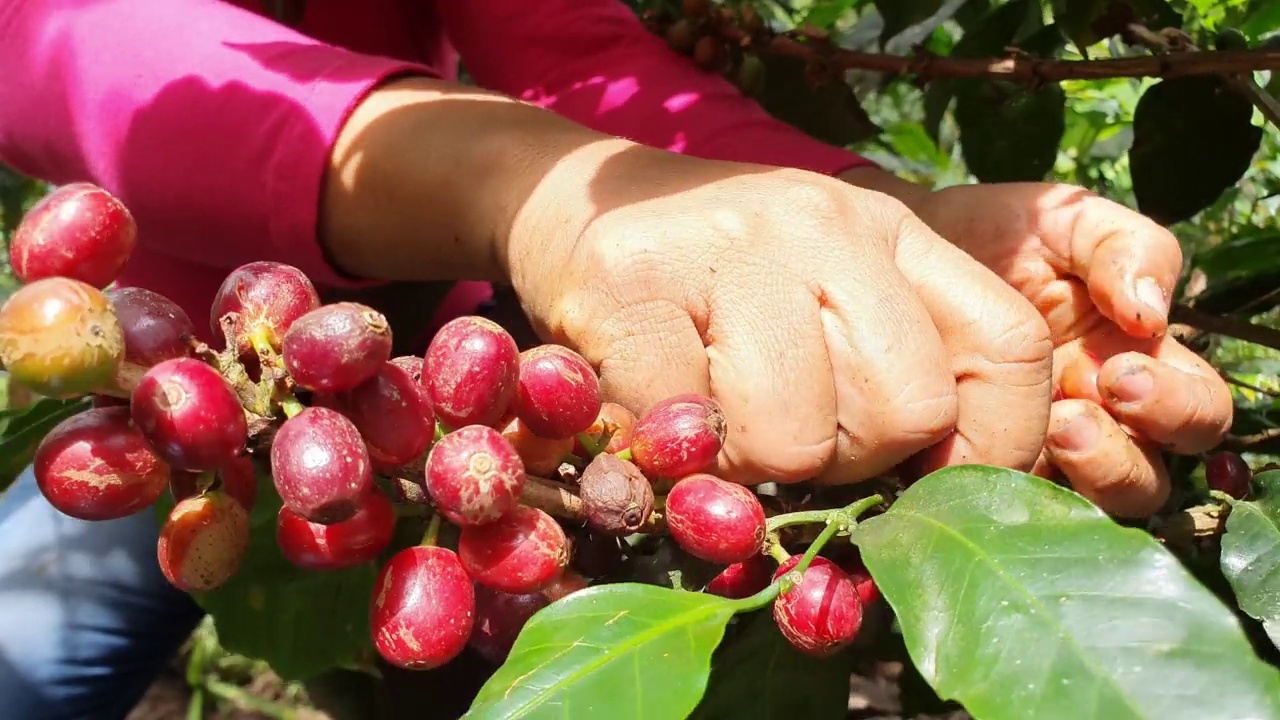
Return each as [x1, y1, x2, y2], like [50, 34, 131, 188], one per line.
[279, 394, 305, 419]
[614, 447, 633, 462]
[576, 430, 607, 457]
[421, 513, 443, 547]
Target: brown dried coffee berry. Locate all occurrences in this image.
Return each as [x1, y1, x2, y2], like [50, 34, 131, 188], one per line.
[579, 453, 654, 536]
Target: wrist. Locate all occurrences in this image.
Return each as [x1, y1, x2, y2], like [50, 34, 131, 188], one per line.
[836, 166, 934, 217]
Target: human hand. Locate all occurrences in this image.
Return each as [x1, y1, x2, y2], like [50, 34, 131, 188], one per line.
[867, 176, 1232, 518]
[508, 151, 1054, 488]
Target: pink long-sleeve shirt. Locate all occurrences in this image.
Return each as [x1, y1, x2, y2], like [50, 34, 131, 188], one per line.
[0, 0, 871, 343]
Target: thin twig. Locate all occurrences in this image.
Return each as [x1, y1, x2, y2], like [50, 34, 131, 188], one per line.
[1223, 427, 1280, 452]
[1170, 304, 1280, 352]
[1223, 373, 1280, 398]
[711, 22, 1280, 82]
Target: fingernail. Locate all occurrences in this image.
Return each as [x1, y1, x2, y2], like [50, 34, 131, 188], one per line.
[1050, 415, 1098, 453]
[1109, 367, 1153, 403]
[1134, 277, 1168, 324]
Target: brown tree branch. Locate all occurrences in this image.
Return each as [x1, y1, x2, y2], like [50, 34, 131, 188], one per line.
[1170, 304, 1280, 352]
[1222, 427, 1280, 453]
[712, 24, 1280, 83]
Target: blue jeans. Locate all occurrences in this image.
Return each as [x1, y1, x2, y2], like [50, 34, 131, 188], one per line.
[0, 467, 204, 719]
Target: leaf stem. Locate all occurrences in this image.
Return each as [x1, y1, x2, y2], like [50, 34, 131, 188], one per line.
[729, 577, 783, 613]
[766, 509, 830, 532]
[279, 394, 305, 419]
[421, 513, 443, 547]
[203, 678, 298, 719]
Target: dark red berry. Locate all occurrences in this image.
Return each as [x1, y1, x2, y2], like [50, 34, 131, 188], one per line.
[0, 277, 125, 397]
[92, 394, 130, 408]
[422, 316, 519, 429]
[1206, 451, 1252, 499]
[282, 302, 392, 393]
[631, 394, 726, 479]
[211, 261, 319, 357]
[389, 355, 424, 382]
[706, 555, 773, 599]
[10, 182, 137, 289]
[271, 406, 373, 524]
[329, 361, 435, 470]
[107, 287, 195, 367]
[131, 358, 247, 471]
[423, 425, 526, 526]
[459, 505, 571, 593]
[848, 566, 880, 608]
[772, 555, 863, 657]
[665, 473, 765, 564]
[574, 402, 637, 456]
[34, 406, 171, 521]
[468, 585, 549, 665]
[500, 416, 572, 476]
[371, 545, 475, 670]
[540, 569, 590, 602]
[514, 345, 601, 440]
[277, 489, 396, 571]
[157, 490, 250, 593]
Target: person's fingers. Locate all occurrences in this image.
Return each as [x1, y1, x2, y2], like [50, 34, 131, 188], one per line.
[703, 274, 838, 486]
[1009, 183, 1183, 340]
[1096, 342, 1233, 454]
[884, 216, 1053, 476]
[802, 235, 959, 485]
[1045, 399, 1170, 518]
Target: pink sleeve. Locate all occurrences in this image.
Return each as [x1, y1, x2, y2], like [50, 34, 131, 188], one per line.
[0, 0, 432, 287]
[437, 0, 876, 176]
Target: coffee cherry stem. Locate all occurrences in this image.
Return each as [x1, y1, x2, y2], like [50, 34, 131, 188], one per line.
[280, 394, 305, 419]
[780, 518, 843, 594]
[766, 537, 791, 564]
[421, 512, 443, 547]
[575, 430, 607, 458]
[613, 447, 633, 462]
[1209, 489, 1239, 506]
[249, 325, 282, 369]
[765, 493, 884, 534]
[726, 517, 853, 614]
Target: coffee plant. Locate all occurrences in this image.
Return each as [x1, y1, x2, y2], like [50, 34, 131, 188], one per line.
[4, 0, 1280, 718]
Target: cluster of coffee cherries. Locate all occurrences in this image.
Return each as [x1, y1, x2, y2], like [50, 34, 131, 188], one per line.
[0, 181, 879, 671]
[643, 0, 769, 96]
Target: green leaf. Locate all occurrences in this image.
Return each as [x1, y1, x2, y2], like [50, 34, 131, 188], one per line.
[1241, 0, 1280, 40]
[1221, 470, 1280, 650]
[874, 0, 945, 46]
[955, 80, 1066, 182]
[0, 396, 90, 493]
[157, 469, 378, 681]
[755, 54, 879, 148]
[1130, 76, 1264, 225]
[922, 0, 1038, 140]
[852, 465, 1280, 720]
[465, 584, 740, 719]
[691, 612, 858, 720]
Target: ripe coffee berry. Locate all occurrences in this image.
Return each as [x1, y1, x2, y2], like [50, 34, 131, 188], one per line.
[574, 402, 637, 456]
[371, 545, 475, 670]
[271, 406, 374, 524]
[423, 425, 526, 526]
[630, 394, 726, 479]
[422, 316, 519, 428]
[772, 556, 863, 657]
[283, 302, 392, 393]
[459, 505, 572, 593]
[389, 355, 424, 382]
[540, 569, 590, 602]
[132, 358, 248, 471]
[1206, 451, 1252, 499]
[277, 489, 397, 571]
[211, 261, 319, 357]
[35, 406, 171, 521]
[665, 473, 766, 564]
[328, 361, 436, 470]
[108, 287, 196, 367]
[500, 416, 573, 476]
[0, 277, 125, 397]
[513, 345, 601, 440]
[10, 182, 137, 289]
[706, 556, 773, 600]
[157, 490, 251, 593]
[469, 585, 550, 665]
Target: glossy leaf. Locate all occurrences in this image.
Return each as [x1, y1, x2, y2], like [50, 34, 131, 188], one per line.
[756, 54, 879, 148]
[691, 612, 858, 720]
[1221, 469, 1280, 650]
[955, 80, 1066, 182]
[852, 465, 1280, 720]
[465, 584, 740, 719]
[1130, 76, 1264, 225]
[156, 467, 379, 681]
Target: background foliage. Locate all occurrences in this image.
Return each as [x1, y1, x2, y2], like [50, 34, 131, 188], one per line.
[3, 0, 1280, 718]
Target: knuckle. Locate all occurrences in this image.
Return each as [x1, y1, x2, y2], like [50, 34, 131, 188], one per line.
[885, 377, 960, 447]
